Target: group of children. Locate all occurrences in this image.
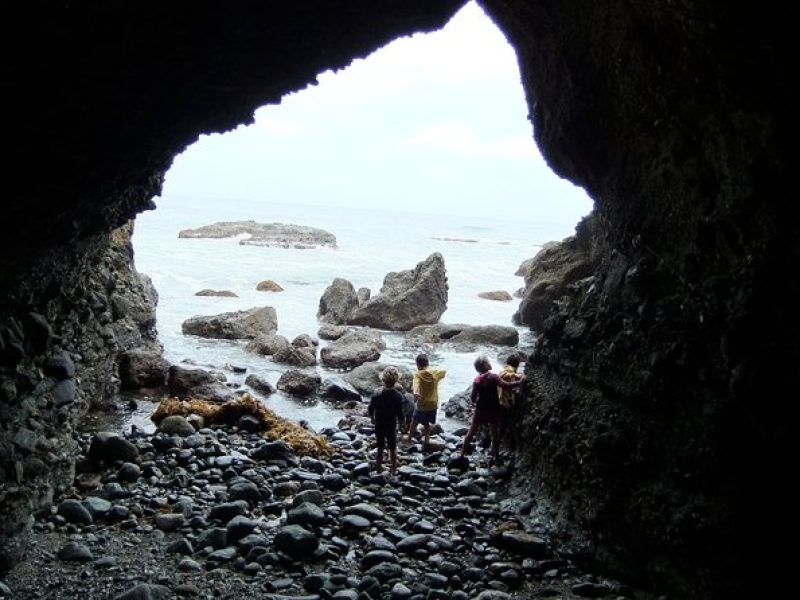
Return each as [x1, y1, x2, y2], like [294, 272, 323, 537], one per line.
[367, 352, 525, 475]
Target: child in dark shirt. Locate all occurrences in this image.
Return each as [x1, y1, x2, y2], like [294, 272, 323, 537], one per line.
[461, 355, 525, 461]
[368, 366, 405, 475]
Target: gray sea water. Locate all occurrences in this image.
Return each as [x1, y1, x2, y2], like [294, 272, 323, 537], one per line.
[131, 194, 579, 432]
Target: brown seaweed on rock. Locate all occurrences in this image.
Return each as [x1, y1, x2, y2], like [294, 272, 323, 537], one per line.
[151, 393, 333, 458]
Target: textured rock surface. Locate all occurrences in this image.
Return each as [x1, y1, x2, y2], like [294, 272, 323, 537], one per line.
[0, 1, 793, 597]
[348, 252, 449, 330]
[512, 214, 600, 331]
[317, 278, 359, 325]
[0, 223, 159, 571]
[178, 220, 336, 249]
[181, 306, 278, 340]
[480, 1, 794, 597]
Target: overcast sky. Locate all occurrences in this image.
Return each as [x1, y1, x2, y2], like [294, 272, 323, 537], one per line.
[160, 1, 593, 226]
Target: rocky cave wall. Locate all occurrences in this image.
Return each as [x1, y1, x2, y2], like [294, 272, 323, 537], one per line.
[0, 0, 465, 573]
[0, 1, 794, 597]
[482, 1, 793, 597]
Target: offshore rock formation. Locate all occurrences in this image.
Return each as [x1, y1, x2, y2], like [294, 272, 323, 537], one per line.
[178, 220, 337, 249]
[0, 2, 793, 598]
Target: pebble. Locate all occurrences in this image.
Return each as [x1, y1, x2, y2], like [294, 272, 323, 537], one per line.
[4, 414, 646, 600]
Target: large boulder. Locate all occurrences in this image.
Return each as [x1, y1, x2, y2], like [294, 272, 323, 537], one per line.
[244, 333, 290, 356]
[167, 365, 234, 402]
[449, 325, 519, 347]
[343, 362, 413, 397]
[273, 345, 317, 367]
[317, 278, 359, 325]
[513, 215, 599, 331]
[407, 323, 473, 343]
[276, 369, 321, 397]
[319, 328, 385, 369]
[408, 323, 518, 347]
[319, 377, 362, 404]
[347, 253, 448, 331]
[181, 306, 278, 340]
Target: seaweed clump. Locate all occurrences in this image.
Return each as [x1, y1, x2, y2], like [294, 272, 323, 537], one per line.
[151, 393, 333, 458]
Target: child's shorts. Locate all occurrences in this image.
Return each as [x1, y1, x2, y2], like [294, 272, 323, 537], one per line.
[376, 427, 397, 450]
[413, 409, 437, 425]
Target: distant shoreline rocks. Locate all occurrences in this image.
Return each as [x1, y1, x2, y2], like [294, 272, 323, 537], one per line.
[178, 220, 337, 249]
[431, 237, 478, 243]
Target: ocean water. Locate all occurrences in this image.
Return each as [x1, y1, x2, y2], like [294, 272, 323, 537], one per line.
[131, 195, 576, 432]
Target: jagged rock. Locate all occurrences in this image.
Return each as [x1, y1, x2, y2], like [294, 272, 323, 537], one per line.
[343, 362, 413, 397]
[513, 215, 599, 331]
[357, 287, 371, 305]
[319, 328, 385, 369]
[195, 289, 238, 297]
[181, 306, 278, 340]
[443, 387, 473, 422]
[178, 220, 336, 249]
[317, 278, 359, 324]
[276, 369, 321, 397]
[347, 253, 448, 331]
[256, 279, 283, 292]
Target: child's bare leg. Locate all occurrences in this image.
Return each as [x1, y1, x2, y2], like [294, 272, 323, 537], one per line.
[376, 445, 384, 472]
[461, 423, 478, 456]
[423, 423, 431, 447]
[390, 448, 398, 475]
[490, 422, 500, 459]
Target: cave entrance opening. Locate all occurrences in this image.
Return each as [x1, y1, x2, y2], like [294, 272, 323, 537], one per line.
[129, 0, 593, 430]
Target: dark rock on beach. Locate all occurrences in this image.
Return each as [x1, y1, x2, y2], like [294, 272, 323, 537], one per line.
[182, 306, 278, 340]
[5, 393, 652, 600]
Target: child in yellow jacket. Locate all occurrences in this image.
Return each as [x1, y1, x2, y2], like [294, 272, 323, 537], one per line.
[406, 353, 446, 449]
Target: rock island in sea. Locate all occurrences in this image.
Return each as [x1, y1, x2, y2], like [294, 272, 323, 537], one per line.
[178, 220, 337, 249]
